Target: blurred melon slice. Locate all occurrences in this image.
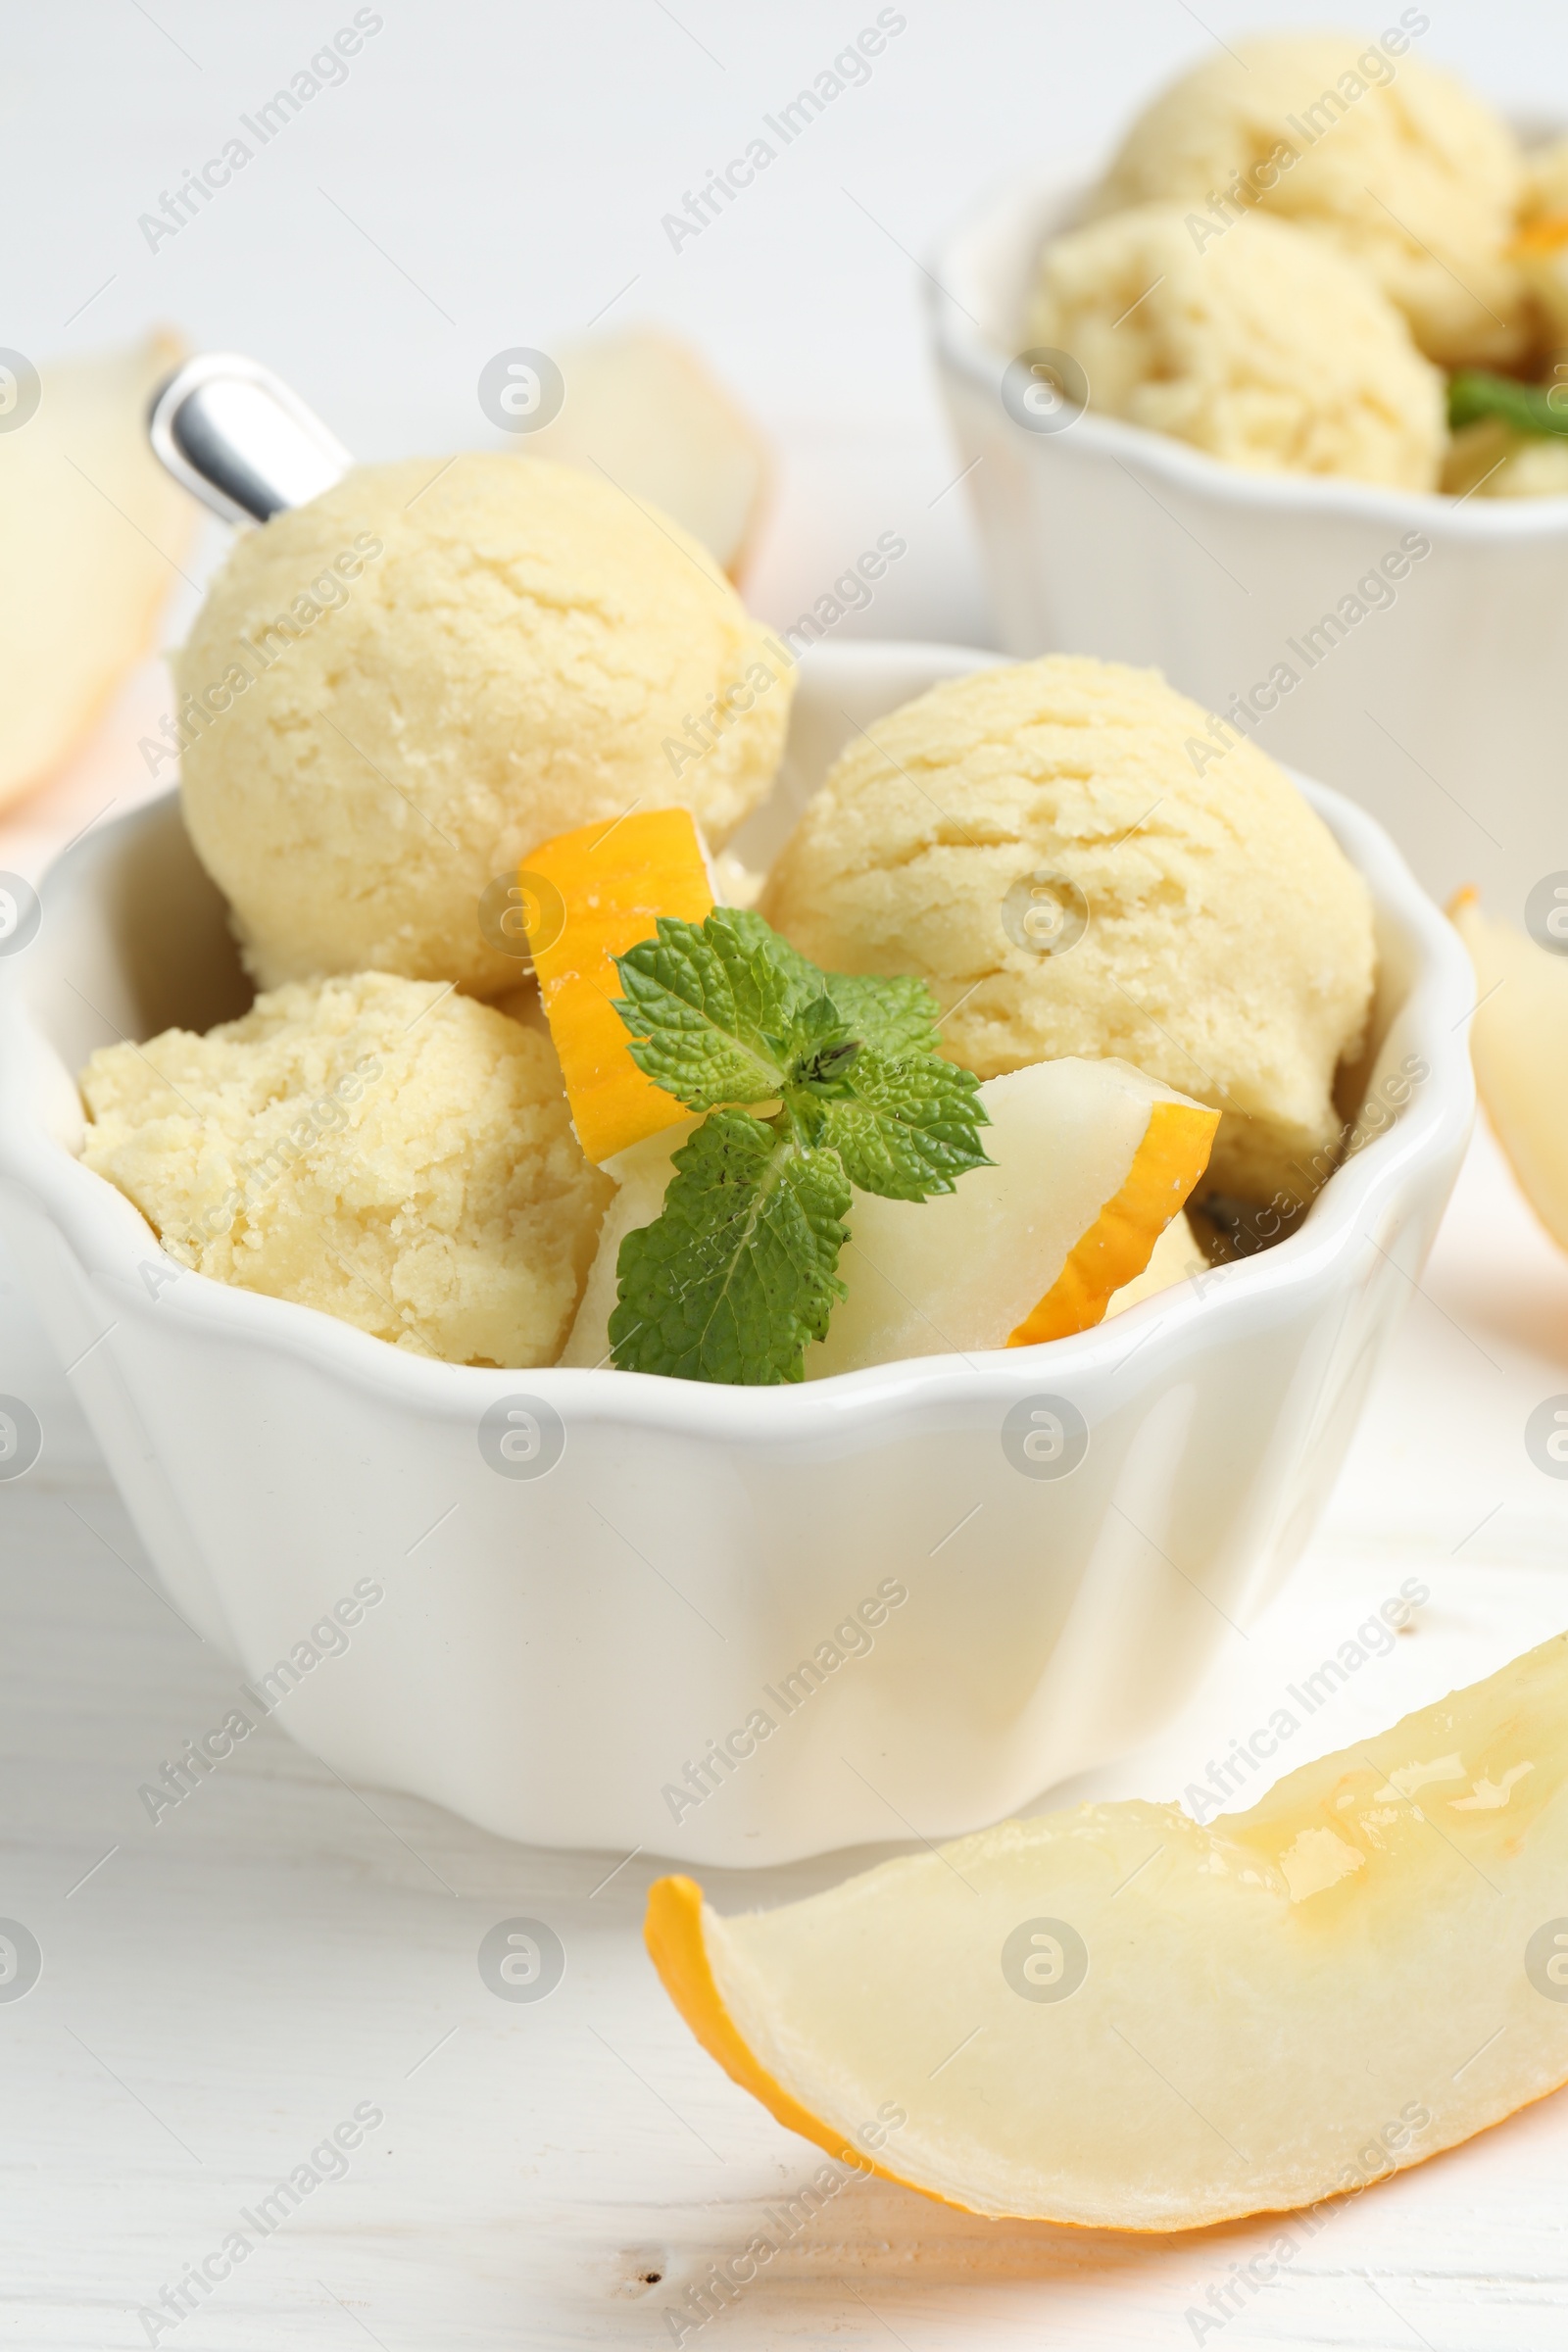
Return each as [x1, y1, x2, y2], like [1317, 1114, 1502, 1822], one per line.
[1441, 416, 1568, 499]
[519, 329, 769, 578]
[647, 1631, 1568, 2231]
[1451, 888, 1568, 1251]
[0, 330, 195, 811]
[559, 1058, 1215, 1372]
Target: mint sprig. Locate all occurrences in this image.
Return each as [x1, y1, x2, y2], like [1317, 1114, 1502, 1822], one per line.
[609, 1110, 851, 1385]
[1448, 368, 1568, 441]
[606, 908, 990, 1385]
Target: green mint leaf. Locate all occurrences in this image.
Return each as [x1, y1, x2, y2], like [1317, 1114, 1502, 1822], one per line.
[794, 1045, 990, 1200]
[822, 972, 947, 1056]
[788, 986, 860, 1081]
[1448, 368, 1568, 441]
[608, 906, 992, 1380]
[710, 906, 812, 980]
[717, 910, 947, 1057]
[612, 911, 801, 1111]
[609, 1108, 851, 1384]
[796, 1037, 862, 1089]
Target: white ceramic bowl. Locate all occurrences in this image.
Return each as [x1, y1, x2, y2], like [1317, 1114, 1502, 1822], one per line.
[929, 167, 1568, 922]
[0, 641, 1472, 1867]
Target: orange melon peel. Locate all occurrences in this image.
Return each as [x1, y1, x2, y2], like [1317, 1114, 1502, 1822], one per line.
[522, 807, 714, 1164]
[1512, 212, 1568, 258]
[1008, 1096, 1219, 1346]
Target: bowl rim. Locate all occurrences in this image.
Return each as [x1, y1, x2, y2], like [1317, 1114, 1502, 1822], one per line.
[0, 639, 1476, 1439]
[928, 160, 1568, 538]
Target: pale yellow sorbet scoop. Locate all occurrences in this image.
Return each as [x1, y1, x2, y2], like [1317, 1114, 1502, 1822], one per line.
[176, 453, 790, 996]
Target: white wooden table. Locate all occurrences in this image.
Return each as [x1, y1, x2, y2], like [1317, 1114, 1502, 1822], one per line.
[5, 1106, 1568, 2348]
[9, 0, 1568, 2300]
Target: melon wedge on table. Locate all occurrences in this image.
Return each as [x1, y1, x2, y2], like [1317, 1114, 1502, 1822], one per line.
[1451, 888, 1568, 1252]
[516, 329, 770, 579]
[0, 329, 195, 810]
[646, 1632, 1568, 2230]
[522, 807, 713, 1165]
[559, 1057, 1216, 1372]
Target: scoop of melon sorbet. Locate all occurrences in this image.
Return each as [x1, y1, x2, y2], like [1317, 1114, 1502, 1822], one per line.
[79, 970, 612, 1367]
[761, 655, 1376, 1214]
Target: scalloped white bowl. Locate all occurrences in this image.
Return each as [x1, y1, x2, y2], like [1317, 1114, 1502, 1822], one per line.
[0, 641, 1472, 1866]
[929, 164, 1568, 921]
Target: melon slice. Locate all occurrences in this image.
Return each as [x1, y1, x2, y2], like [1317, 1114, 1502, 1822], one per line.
[647, 1631, 1568, 2231]
[518, 330, 770, 579]
[558, 1118, 695, 1367]
[558, 1058, 1215, 1373]
[1103, 1204, 1208, 1318]
[1451, 889, 1568, 1252]
[0, 329, 195, 810]
[523, 807, 714, 1165]
[808, 1058, 1216, 1375]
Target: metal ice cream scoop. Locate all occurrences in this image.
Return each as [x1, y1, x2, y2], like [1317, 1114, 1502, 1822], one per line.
[147, 352, 352, 526]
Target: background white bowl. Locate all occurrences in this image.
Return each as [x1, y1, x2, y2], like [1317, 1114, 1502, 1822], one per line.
[0, 641, 1472, 1867]
[929, 168, 1568, 925]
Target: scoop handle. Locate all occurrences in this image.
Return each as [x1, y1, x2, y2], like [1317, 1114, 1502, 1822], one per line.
[148, 353, 353, 526]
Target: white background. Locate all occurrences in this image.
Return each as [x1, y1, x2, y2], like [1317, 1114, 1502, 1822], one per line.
[11, 0, 1568, 649]
[7, 4, 1568, 2346]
